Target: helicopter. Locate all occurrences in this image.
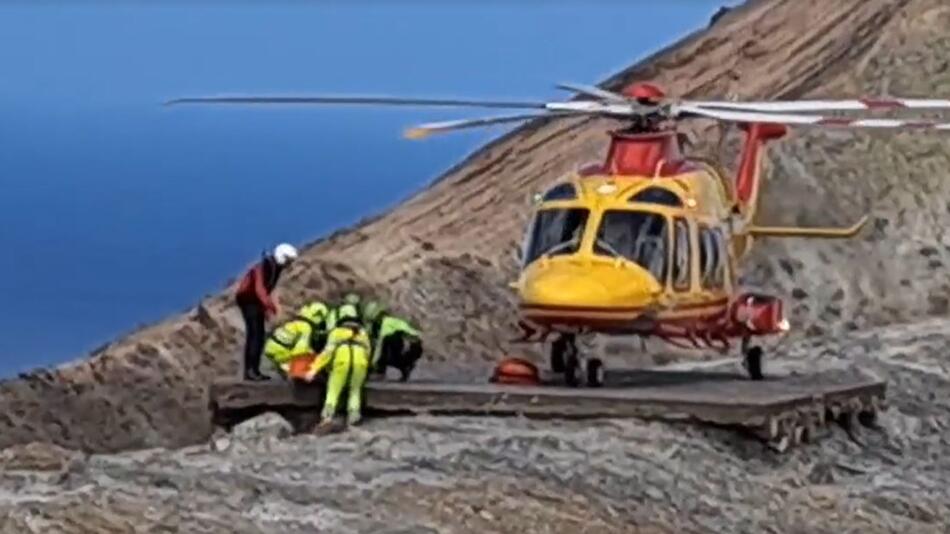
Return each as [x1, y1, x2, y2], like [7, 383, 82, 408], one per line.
[166, 81, 950, 387]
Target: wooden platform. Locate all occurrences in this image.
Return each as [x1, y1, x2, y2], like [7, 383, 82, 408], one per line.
[209, 368, 886, 451]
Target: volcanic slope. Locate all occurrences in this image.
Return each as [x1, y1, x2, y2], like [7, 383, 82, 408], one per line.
[4, 0, 950, 455]
[3, 322, 950, 533]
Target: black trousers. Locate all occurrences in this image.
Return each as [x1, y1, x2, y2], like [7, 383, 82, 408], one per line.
[238, 299, 266, 375]
[379, 333, 423, 380]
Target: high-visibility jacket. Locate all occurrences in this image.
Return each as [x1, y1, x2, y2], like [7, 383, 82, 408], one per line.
[325, 302, 360, 332]
[308, 323, 372, 376]
[325, 308, 338, 331]
[369, 315, 421, 367]
[264, 315, 323, 368]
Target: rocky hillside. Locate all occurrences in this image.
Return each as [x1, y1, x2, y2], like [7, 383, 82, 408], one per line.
[4, 0, 950, 453]
[3, 321, 950, 533]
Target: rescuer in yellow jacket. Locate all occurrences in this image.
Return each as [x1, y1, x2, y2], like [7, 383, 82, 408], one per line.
[325, 292, 362, 331]
[262, 301, 329, 376]
[303, 302, 371, 428]
[362, 300, 423, 382]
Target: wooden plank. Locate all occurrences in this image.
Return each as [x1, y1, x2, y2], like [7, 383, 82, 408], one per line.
[209, 368, 886, 428]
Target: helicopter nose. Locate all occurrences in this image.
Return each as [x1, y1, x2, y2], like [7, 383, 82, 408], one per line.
[520, 260, 661, 309]
[526, 272, 611, 304]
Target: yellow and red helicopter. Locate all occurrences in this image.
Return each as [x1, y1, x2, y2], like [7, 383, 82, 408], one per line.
[167, 82, 950, 386]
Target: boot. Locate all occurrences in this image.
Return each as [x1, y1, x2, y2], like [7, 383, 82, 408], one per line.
[367, 365, 386, 382]
[346, 410, 362, 427]
[398, 363, 415, 382]
[314, 417, 337, 435]
[244, 368, 270, 381]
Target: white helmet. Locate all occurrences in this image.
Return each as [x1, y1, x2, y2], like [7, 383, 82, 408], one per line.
[273, 243, 298, 265]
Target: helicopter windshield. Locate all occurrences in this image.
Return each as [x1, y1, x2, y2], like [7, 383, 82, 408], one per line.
[523, 208, 589, 265]
[594, 210, 668, 281]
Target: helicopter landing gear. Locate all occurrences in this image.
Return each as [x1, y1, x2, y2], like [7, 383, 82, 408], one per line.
[564, 350, 581, 387]
[741, 336, 764, 381]
[549, 334, 574, 374]
[586, 358, 605, 388]
[553, 334, 604, 387]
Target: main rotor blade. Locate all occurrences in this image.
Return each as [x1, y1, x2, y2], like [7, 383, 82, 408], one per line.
[684, 98, 950, 113]
[675, 104, 950, 130]
[555, 82, 628, 102]
[403, 111, 581, 139]
[164, 94, 547, 110]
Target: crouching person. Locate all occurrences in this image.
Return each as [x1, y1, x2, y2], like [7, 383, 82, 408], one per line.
[362, 301, 423, 382]
[302, 303, 370, 430]
[262, 301, 329, 377]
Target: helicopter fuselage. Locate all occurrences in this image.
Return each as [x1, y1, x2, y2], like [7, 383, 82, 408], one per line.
[511, 128, 790, 351]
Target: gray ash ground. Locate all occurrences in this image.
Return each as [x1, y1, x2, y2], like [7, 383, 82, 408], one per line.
[3, 318, 949, 534]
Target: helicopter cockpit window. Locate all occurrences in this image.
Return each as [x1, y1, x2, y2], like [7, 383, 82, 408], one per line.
[593, 210, 668, 281]
[523, 208, 589, 265]
[629, 187, 683, 207]
[541, 183, 577, 202]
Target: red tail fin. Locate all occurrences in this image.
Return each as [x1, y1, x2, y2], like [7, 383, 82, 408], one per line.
[734, 123, 787, 221]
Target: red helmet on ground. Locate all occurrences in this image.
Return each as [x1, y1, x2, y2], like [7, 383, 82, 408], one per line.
[491, 357, 540, 386]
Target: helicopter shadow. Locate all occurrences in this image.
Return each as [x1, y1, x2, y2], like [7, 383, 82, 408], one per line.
[607, 368, 744, 388]
[539, 368, 746, 389]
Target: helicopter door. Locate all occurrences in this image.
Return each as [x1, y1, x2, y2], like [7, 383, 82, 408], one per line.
[671, 217, 691, 293]
[698, 225, 727, 293]
[714, 227, 733, 293]
[666, 217, 709, 313]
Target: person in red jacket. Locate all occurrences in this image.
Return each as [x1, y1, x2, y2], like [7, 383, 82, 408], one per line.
[234, 243, 298, 381]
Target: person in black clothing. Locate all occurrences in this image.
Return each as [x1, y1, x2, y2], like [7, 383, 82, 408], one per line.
[234, 243, 298, 381]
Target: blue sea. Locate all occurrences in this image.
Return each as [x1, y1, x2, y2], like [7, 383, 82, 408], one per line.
[0, 2, 733, 375]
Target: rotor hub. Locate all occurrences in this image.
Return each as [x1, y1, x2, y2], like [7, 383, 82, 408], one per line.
[622, 82, 666, 105]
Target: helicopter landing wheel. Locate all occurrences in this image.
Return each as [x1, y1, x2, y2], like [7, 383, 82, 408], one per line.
[743, 345, 764, 381]
[586, 358, 605, 387]
[564, 350, 581, 387]
[550, 334, 575, 374]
